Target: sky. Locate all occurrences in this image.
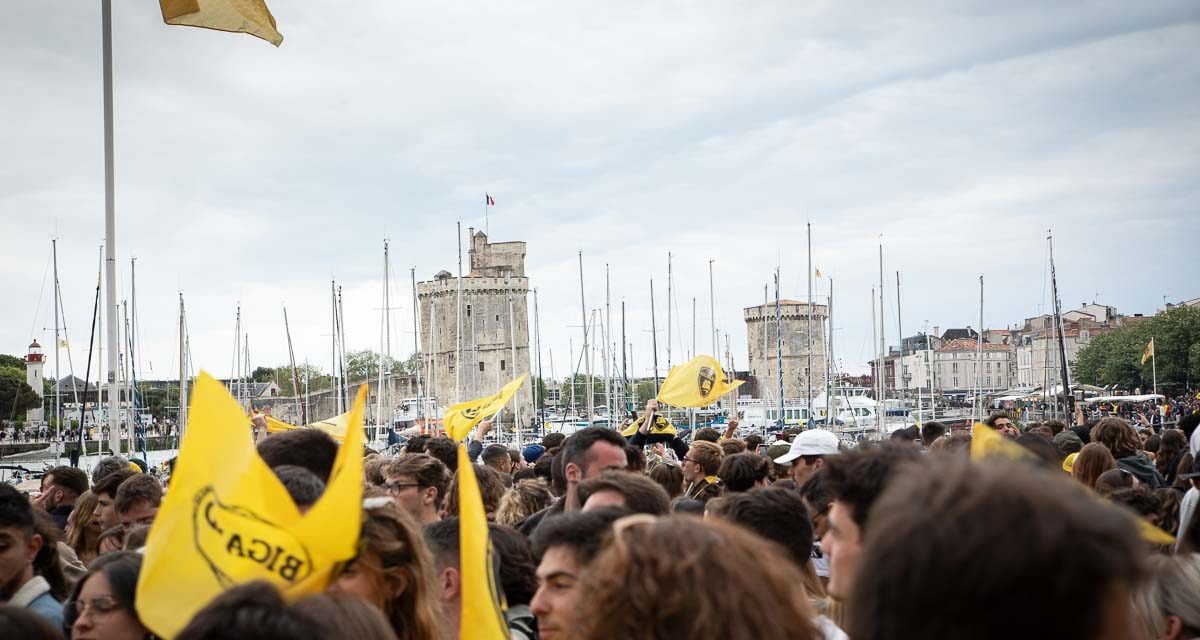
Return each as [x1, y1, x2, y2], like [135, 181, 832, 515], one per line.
[2, 1, 1198, 389]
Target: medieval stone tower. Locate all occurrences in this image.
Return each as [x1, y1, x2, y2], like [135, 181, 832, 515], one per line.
[417, 230, 531, 427]
[744, 301, 828, 401]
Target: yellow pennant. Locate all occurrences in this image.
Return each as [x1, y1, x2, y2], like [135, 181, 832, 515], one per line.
[1141, 338, 1155, 365]
[455, 447, 509, 640]
[444, 375, 527, 442]
[136, 372, 365, 638]
[160, 0, 284, 46]
[969, 422, 1173, 546]
[656, 355, 743, 408]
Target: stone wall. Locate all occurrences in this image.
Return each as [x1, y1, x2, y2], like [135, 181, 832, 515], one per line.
[744, 302, 828, 401]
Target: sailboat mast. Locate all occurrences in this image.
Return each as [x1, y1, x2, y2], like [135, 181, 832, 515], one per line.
[579, 253, 592, 419]
[806, 223, 813, 424]
[377, 240, 389, 436]
[534, 288, 544, 424]
[774, 269, 783, 431]
[284, 305, 303, 424]
[878, 244, 886, 432]
[605, 265, 612, 421]
[1048, 231, 1073, 416]
[411, 267, 423, 423]
[872, 287, 880, 438]
[178, 293, 188, 439]
[508, 284, 519, 443]
[620, 301, 628, 412]
[896, 271, 904, 418]
[666, 253, 672, 370]
[456, 222, 464, 403]
[827, 278, 834, 421]
[650, 279, 661, 394]
[974, 276, 984, 425]
[52, 239, 61, 445]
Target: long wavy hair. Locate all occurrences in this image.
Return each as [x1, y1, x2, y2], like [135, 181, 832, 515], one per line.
[1072, 443, 1116, 490]
[66, 490, 101, 565]
[577, 515, 820, 640]
[358, 502, 443, 640]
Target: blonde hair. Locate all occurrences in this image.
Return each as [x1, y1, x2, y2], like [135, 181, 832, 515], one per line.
[495, 479, 553, 527]
[66, 490, 101, 564]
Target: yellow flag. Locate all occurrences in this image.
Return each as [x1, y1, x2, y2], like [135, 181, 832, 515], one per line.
[455, 447, 509, 640]
[815, 268, 822, 279]
[263, 413, 353, 442]
[160, 0, 284, 46]
[969, 423, 1173, 546]
[1141, 338, 1155, 365]
[444, 375, 527, 442]
[656, 355, 743, 408]
[137, 372, 365, 638]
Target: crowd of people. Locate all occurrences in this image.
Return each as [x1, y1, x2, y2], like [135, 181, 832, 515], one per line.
[1, 397, 1199, 639]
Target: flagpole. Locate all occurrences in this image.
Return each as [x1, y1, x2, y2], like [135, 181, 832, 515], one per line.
[101, 0, 121, 455]
[1151, 338, 1158, 398]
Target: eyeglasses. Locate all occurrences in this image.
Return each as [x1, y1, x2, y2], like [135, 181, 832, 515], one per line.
[681, 457, 696, 464]
[65, 596, 123, 620]
[385, 482, 421, 494]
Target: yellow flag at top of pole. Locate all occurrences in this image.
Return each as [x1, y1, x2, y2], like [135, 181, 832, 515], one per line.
[444, 379, 528, 640]
[1141, 338, 1155, 365]
[136, 372, 365, 638]
[160, 0, 284, 46]
[656, 355, 743, 408]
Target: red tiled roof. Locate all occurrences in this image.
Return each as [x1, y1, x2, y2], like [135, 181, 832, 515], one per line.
[938, 338, 1010, 352]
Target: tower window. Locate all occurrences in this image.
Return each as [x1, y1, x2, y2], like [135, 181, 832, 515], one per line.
[479, 362, 485, 371]
[501, 360, 506, 371]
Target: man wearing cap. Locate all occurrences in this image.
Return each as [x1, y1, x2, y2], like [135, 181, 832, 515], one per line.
[1177, 457, 1200, 549]
[774, 429, 841, 485]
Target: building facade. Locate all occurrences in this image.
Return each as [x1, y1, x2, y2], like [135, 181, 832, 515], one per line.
[416, 231, 532, 425]
[744, 300, 828, 402]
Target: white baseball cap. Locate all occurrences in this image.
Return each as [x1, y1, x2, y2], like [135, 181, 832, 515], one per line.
[774, 429, 840, 464]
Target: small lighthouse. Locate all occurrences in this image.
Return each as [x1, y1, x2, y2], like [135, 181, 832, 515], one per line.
[26, 340, 45, 424]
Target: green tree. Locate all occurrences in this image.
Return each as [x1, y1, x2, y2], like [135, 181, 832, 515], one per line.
[252, 366, 276, 382]
[1074, 306, 1200, 389]
[0, 367, 42, 419]
[0, 354, 26, 371]
[142, 386, 174, 420]
[635, 380, 657, 405]
[345, 350, 400, 383]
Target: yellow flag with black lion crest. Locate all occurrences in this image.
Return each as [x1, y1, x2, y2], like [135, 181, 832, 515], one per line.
[136, 372, 366, 638]
[656, 355, 743, 408]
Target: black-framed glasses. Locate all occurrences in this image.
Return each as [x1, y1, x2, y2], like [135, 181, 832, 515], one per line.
[385, 482, 421, 494]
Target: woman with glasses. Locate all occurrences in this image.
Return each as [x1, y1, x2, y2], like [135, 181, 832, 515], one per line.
[328, 500, 442, 640]
[65, 551, 153, 640]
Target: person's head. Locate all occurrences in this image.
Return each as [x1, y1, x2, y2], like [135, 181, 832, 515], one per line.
[577, 471, 670, 515]
[489, 524, 537, 607]
[819, 443, 920, 600]
[0, 484, 40, 601]
[1091, 417, 1142, 459]
[291, 593, 401, 640]
[1016, 433, 1061, 466]
[623, 444, 647, 473]
[798, 469, 832, 542]
[682, 440, 723, 484]
[1053, 429, 1084, 457]
[541, 432, 566, 450]
[91, 456, 129, 486]
[920, 422, 948, 448]
[92, 469, 136, 532]
[528, 508, 631, 640]
[1073, 443, 1117, 489]
[1030, 425, 1055, 441]
[577, 515, 819, 640]
[66, 551, 150, 640]
[384, 454, 450, 525]
[329, 501, 440, 640]
[177, 581, 320, 640]
[717, 452, 770, 492]
[1156, 429, 1188, 473]
[692, 427, 721, 442]
[984, 412, 1018, 439]
[561, 428, 629, 508]
[0, 604, 62, 640]
[363, 456, 388, 488]
[744, 434, 764, 452]
[256, 428, 339, 482]
[66, 490, 102, 562]
[481, 444, 513, 474]
[114, 473, 163, 527]
[719, 439, 747, 456]
[495, 479, 554, 527]
[442, 466, 506, 519]
[1096, 468, 1139, 497]
[647, 462, 683, 499]
[846, 458, 1144, 640]
[773, 429, 840, 485]
[422, 437, 458, 473]
[422, 518, 467, 635]
[708, 487, 814, 571]
[40, 466, 88, 510]
[404, 435, 429, 455]
[1130, 553, 1200, 640]
[522, 443, 547, 465]
[271, 464, 326, 512]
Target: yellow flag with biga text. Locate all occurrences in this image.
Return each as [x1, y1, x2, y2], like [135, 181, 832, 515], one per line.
[444, 379, 527, 640]
[657, 355, 743, 408]
[160, 0, 284, 46]
[136, 372, 365, 638]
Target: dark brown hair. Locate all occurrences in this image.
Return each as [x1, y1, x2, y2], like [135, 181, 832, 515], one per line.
[717, 452, 769, 492]
[1090, 417, 1141, 459]
[356, 502, 442, 640]
[385, 454, 450, 509]
[114, 473, 163, 514]
[577, 471, 671, 515]
[847, 458, 1143, 640]
[821, 443, 919, 532]
[648, 462, 683, 499]
[442, 466, 506, 518]
[1072, 443, 1116, 490]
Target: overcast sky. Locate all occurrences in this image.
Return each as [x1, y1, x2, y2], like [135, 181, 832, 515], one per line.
[3, 1, 1197, 391]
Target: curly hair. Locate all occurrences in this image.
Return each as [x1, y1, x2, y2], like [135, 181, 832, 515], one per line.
[355, 502, 443, 640]
[495, 479, 554, 527]
[442, 465, 506, 518]
[577, 515, 819, 640]
[1090, 417, 1141, 459]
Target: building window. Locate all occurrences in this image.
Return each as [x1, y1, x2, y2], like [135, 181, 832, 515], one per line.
[953, 377, 959, 387]
[479, 362, 485, 372]
[501, 360, 506, 371]
[496, 314, 500, 321]
[952, 363, 958, 373]
[466, 305, 472, 317]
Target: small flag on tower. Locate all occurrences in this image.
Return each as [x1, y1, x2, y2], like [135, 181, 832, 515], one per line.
[485, 193, 495, 206]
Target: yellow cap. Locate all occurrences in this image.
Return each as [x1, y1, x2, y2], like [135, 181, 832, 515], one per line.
[1061, 452, 1078, 474]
